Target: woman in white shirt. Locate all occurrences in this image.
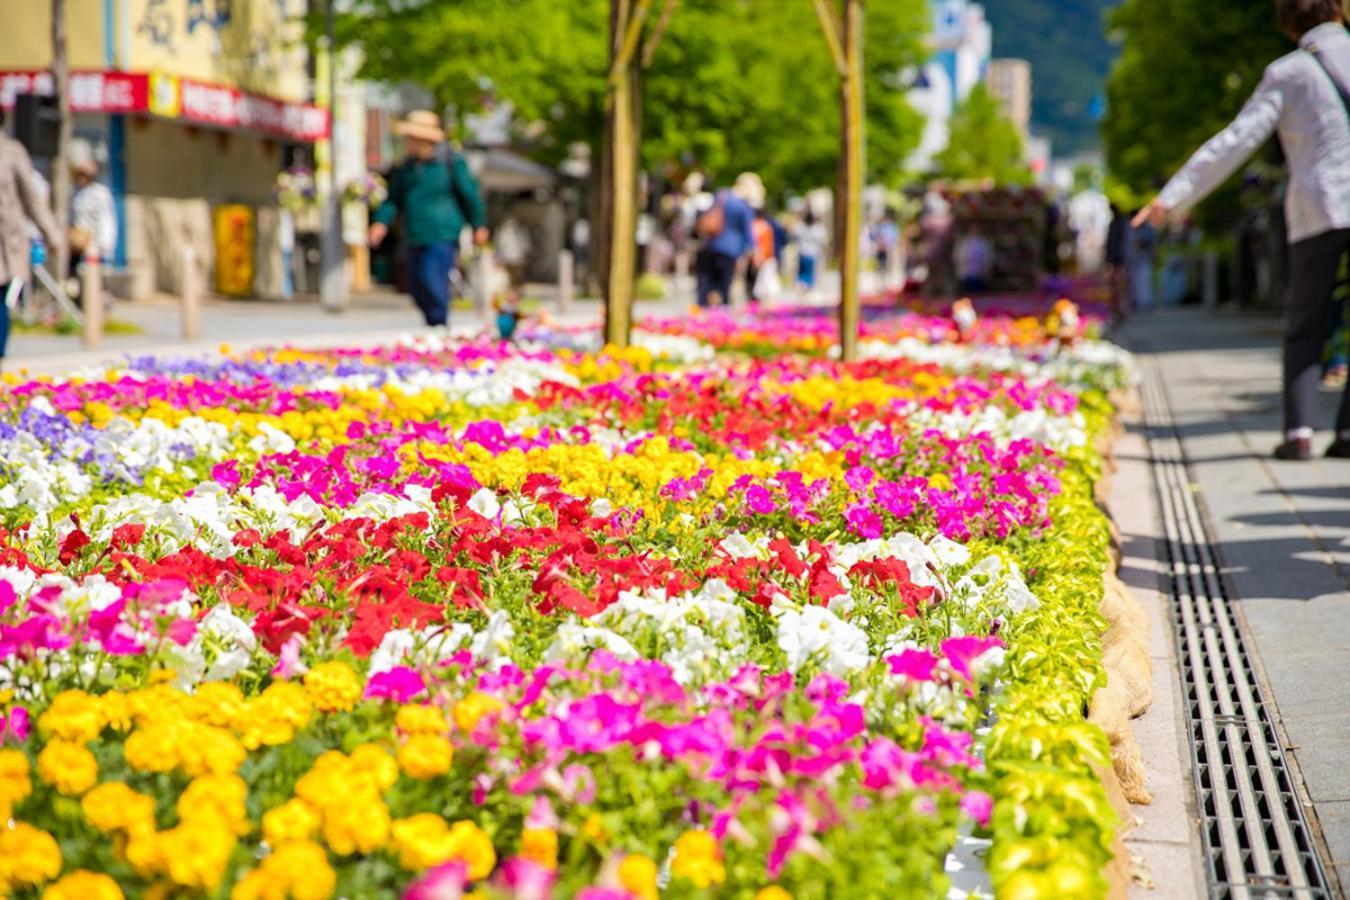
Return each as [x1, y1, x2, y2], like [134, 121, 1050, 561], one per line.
[1135, 0, 1350, 460]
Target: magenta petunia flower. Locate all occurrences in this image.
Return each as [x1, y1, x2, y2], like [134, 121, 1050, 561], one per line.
[364, 666, 426, 702]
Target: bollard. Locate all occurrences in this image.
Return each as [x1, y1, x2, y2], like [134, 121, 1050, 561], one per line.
[80, 251, 102, 349]
[558, 249, 574, 313]
[475, 247, 496, 327]
[181, 246, 201, 341]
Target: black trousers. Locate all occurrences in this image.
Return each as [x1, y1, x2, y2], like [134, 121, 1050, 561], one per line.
[1284, 228, 1350, 433]
[695, 249, 737, 307]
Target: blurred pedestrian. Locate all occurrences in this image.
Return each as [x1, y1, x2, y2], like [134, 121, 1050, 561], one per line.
[495, 215, 531, 287]
[1135, 0, 1350, 459]
[920, 189, 955, 299]
[872, 212, 899, 275]
[1105, 204, 1130, 315]
[1125, 214, 1157, 311]
[369, 110, 488, 327]
[0, 109, 62, 368]
[68, 157, 117, 306]
[795, 209, 827, 290]
[748, 209, 777, 301]
[955, 225, 994, 294]
[694, 174, 755, 307]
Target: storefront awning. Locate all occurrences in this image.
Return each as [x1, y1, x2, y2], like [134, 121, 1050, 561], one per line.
[464, 147, 558, 194]
[0, 70, 329, 143]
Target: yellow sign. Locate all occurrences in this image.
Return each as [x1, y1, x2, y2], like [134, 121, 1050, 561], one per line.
[213, 205, 255, 297]
[147, 70, 181, 118]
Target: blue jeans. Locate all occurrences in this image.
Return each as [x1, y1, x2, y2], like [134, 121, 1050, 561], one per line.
[408, 242, 456, 327]
[797, 254, 817, 288]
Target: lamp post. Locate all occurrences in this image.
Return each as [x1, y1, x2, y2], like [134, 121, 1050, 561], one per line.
[319, 0, 348, 312]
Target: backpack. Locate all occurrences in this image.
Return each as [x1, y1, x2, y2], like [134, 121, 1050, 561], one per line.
[696, 192, 726, 239]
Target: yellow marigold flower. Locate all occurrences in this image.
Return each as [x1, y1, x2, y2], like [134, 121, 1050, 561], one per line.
[42, 870, 124, 900]
[671, 829, 726, 888]
[395, 704, 448, 735]
[157, 818, 236, 891]
[234, 683, 314, 751]
[123, 722, 180, 774]
[123, 827, 162, 877]
[231, 840, 336, 900]
[754, 888, 793, 900]
[263, 798, 322, 847]
[0, 821, 63, 888]
[82, 782, 157, 834]
[0, 748, 32, 814]
[191, 682, 247, 728]
[452, 691, 506, 733]
[618, 853, 659, 900]
[520, 827, 558, 870]
[37, 739, 99, 796]
[176, 722, 247, 776]
[38, 690, 104, 742]
[302, 662, 362, 713]
[177, 773, 249, 836]
[444, 820, 496, 881]
[349, 744, 399, 792]
[320, 798, 390, 856]
[581, 813, 608, 845]
[99, 692, 134, 732]
[294, 751, 353, 808]
[390, 813, 456, 871]
[397, 734, 453, 779]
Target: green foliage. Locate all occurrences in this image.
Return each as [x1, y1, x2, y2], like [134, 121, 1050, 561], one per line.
[934, 84, 1034, 185]
[1102, 0, 1288, 220]
[333, 0, 928, 193]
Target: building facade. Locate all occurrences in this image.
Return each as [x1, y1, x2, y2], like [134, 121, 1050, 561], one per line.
[908, 0, 993, 172]
[987, 58, 1032, 139]
[1, 0, 327, 299]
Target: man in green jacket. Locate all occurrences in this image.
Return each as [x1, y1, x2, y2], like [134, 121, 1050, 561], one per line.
[369, 110, 488, 327]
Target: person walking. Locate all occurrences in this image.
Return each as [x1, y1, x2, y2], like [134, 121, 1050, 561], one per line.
[1135, 0, 1350, 460]
[369, 110, 488, 327]
[68, 157, 118, 307]
[1125, 213, 1158, 311]
[0, 110, 62, 368]
[955, 226, 995, 294]
[693, 173, 755, 307]
[795, 210, 828, 290]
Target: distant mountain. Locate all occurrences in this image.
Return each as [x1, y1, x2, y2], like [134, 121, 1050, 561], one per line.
[980, 0, 1119, 156]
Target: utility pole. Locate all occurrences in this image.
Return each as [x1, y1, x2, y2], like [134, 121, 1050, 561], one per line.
[319, 0, 348, 312]
[51, 0, 71, 281]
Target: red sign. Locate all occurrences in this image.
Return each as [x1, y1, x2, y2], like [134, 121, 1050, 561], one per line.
[0, 69, 328, 143]
[1, 71, 147, 114]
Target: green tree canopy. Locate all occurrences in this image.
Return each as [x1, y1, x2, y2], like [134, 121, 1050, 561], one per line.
[1102, 0, 1287, 218]
[334, 0, 928, 194]
[933, 83, 1032, 185]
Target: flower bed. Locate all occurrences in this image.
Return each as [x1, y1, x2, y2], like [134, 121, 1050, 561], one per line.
[0, 315, 1134, 899]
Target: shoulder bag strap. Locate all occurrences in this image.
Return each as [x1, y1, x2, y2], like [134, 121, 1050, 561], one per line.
[1308, 46, 1350, 122]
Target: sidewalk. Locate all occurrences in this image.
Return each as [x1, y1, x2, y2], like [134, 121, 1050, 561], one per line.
[1120, 307, 1350, 894]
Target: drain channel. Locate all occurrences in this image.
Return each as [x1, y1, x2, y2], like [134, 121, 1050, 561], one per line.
[1139, 358, 1334, 900]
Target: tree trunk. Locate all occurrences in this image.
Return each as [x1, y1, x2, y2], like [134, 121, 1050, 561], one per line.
[600, 0, 642, 348]
[51, 0, 72, 279]
[838, 0, 865, 363]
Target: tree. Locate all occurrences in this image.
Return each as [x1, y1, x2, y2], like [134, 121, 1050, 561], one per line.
[1102, 0, 1286, 223]
[51, 0, 71, 279]
[933, 84, 1032, 185]
[331, 0, 926, 192]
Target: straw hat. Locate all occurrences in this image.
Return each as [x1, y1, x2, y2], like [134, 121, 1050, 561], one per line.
[394, 110, 446, 143]
[732, 172, 765, 209]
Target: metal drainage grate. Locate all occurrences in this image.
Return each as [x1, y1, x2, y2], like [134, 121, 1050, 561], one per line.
[1139, 357, 1334, 900]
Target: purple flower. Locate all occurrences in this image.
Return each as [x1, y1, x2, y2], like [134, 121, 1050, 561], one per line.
[961, 790, 993, 826]
[745, 484, 777, 515]
[844, 503, 884, 539]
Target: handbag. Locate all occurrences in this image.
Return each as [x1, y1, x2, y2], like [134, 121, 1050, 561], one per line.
[696, 192, 726, 239]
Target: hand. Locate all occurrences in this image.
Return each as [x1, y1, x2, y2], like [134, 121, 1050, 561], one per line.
[368, 222, 389, 248]
[1132, 199, 1169, 229]
[473, 227, 490, 246]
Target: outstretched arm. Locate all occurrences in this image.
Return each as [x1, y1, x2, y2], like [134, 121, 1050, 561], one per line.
[1134, 70, 1284, 228]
